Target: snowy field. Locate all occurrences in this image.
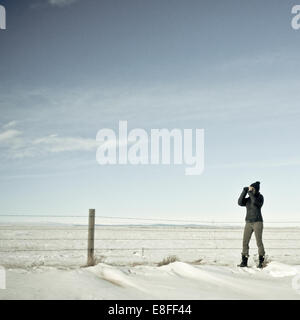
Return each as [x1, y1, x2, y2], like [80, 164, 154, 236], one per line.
[1, 224, 300, 299]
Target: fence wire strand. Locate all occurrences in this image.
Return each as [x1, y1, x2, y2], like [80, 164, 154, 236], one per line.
[1, 214, 300, 256]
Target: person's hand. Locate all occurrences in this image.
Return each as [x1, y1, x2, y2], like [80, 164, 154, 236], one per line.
[243, 187, 249, 192]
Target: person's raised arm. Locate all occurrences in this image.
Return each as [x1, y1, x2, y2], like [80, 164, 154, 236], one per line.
[238, 187, 248, 206]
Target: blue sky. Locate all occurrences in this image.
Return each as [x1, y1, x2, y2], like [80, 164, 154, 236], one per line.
[0, 0, 300, 222]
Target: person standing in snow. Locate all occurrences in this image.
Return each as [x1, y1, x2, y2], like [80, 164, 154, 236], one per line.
[238, 181, 265, 268]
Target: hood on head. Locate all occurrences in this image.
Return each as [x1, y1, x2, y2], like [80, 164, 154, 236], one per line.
[250, 181, 260, 193]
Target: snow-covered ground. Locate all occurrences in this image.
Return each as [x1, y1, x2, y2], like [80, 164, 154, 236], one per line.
[1, 224, 300, 299]
[1, 261, 300, 299]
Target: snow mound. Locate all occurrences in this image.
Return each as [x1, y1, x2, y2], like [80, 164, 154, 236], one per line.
[87, 263, 148, 293]
[160, 261, 219, 282]
[264, 262, 299, 278]
[159, 261, 237, 288]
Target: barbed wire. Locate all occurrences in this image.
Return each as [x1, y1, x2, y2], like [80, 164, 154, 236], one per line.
[1, 247, 300, 253]
[1, 215, 300, 257]
[0, 227, 300, 235]
[1, 214, 300, 224]
[0, 228, 89, 231]
[1, 238, 300, 240]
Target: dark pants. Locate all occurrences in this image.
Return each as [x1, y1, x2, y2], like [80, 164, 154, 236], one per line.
[242, 221, 265, 257]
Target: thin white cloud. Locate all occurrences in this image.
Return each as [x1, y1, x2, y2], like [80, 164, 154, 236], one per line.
[0, 121, 101, 158]
[219, 50, 300, 72]
[3, 121, 18, 129]
[0, 121, 131, 159]
[0, 129, 22, 143]
[33, 134, 98, 153]
[208, 159, 300, 169]
[48, 0, 79, 7]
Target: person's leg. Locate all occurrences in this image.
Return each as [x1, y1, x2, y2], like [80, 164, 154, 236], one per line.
[242, 222, 253, 257]
[254, 222, 265, 256]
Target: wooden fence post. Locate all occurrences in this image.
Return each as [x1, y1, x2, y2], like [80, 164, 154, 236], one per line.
[87, 209, 95, 266]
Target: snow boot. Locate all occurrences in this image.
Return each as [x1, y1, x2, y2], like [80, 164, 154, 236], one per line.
[257, 255, 264, 268]
[238, 255, 248, 267]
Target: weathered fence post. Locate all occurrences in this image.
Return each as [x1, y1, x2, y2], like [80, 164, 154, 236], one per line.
[87, 209, 95, 266]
